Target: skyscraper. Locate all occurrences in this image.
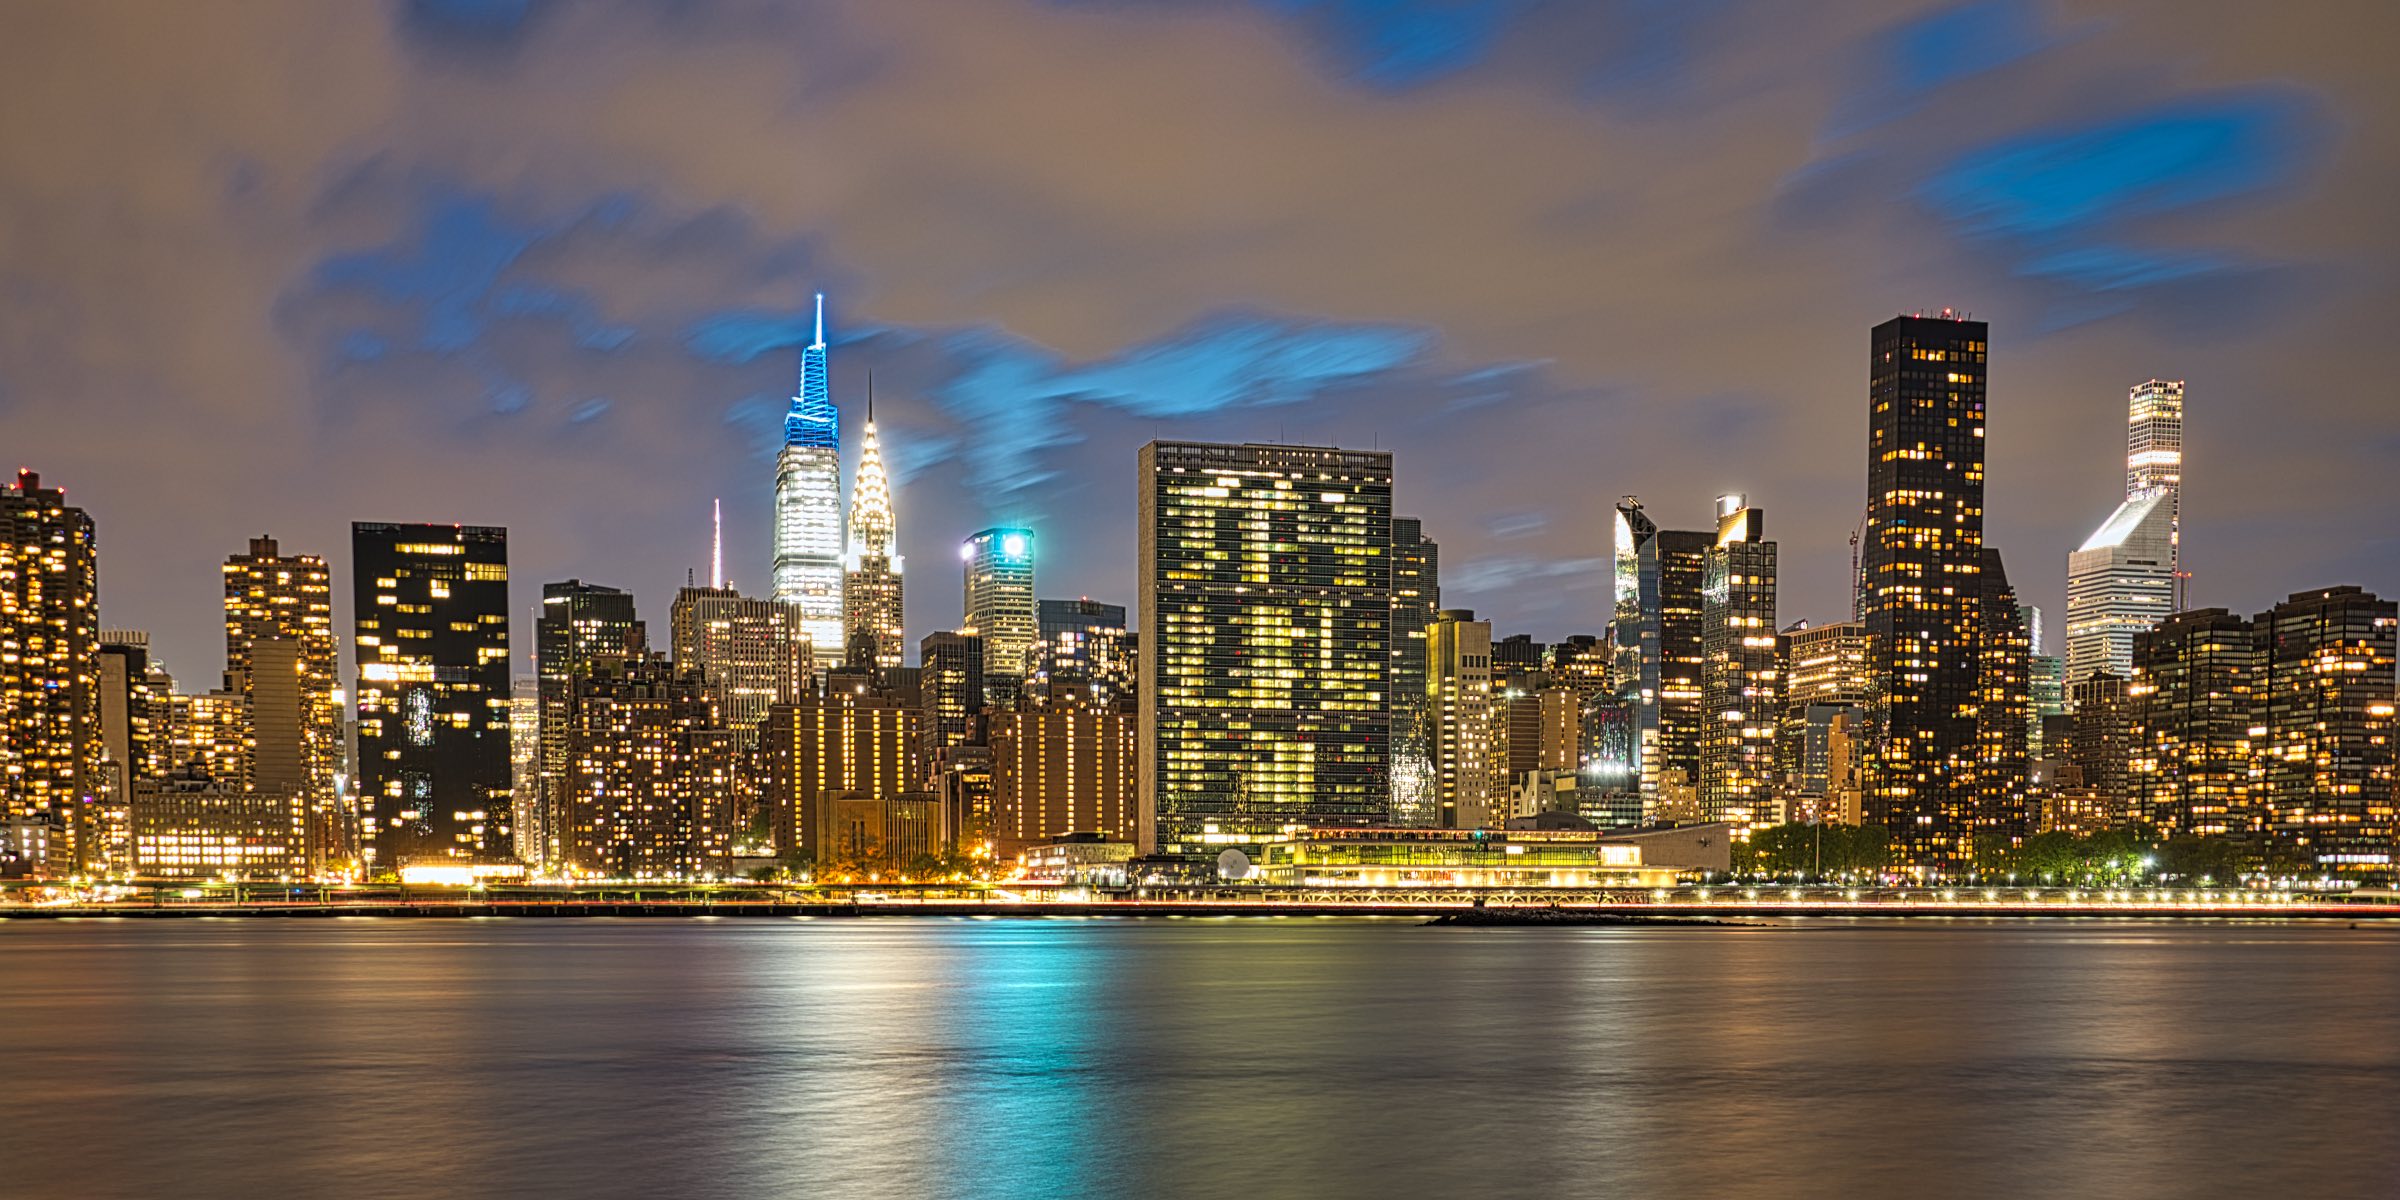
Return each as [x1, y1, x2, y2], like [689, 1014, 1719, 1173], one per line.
[1700, 494, 1778, 833]
[842, 399, 904, 670]
[2067, 672, 2135, 828]
[351, 523, 513, 868]
[2022, 603, 2066, 759]
[1427, 608, 1496, 828]
[1860, 313, 1989, 872]
[0, 470, 99, 872]
[1778, 620, 1873, 823]
[560, 655, 736, 880]
[772, 293, 845, 667]
[534, 580, 645, 868]
[990, 688, 1137, 854]
[2127, 378, 2184, 600]
[2128, 607, 2259, 840]
[2067, 379, 2185, 682]
[919, 630, 987, 754]
[222, 535, 344, 870]
[1611, 496, 1708, 814]
[669, 586, 811, 740]
[96, 633, 168, 793]
[1032, 598, 1132, 698]
[962, 527, 1036, 700]
[1974, 548, 2033, 843]
[2066, 490, 2176, 684]
[1388, 517, 1441, 826]
[762, 686, 925, 863]
[2254, 586, 2396, 875]
[1137, 441, 1393, 854]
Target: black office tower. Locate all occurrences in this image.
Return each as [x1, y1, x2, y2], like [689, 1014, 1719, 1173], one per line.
[351, 523, 513, 869]
[1861, 313, 1989, 872]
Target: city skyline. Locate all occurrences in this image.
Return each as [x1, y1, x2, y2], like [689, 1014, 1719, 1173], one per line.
[8, 9, 2399, 1198]
[5, 2, 2397, 678]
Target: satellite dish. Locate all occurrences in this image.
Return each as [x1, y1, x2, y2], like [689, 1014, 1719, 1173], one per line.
[1216, 848, 1252, 881]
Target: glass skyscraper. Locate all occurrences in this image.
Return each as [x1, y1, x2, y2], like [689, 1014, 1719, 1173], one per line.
[1699, 494, 1777, 833]
[1387, 517, 1440, 826]
[1137, 441, 1393, 855]
[772, 293, 846, 667]
[962, 527, 1036, 700]
[2067, 379, 2183, 683]
[351, 522, 514, 869]
[1611, 496, 1708, 815]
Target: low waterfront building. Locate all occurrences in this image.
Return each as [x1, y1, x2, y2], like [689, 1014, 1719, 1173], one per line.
[129, 774, 303, 880]
[1015, 834, 1136, 885]
[1251, 822, 1732, 888]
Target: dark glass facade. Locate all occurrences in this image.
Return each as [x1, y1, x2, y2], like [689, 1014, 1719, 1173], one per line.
[1138, 441, 1393, 854]
[1861, 314, 1989, 871]
[351, 523, 513, 868]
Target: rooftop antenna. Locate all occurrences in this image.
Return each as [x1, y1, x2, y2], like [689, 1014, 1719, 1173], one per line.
[712, 498, 724, 589]
[812, 292, 826, 349]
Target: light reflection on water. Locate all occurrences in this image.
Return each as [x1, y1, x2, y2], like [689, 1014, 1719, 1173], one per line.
[2, 918, 2395, 1200]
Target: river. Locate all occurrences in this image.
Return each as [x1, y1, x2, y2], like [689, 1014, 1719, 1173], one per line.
[2, 917, 2394, 1199]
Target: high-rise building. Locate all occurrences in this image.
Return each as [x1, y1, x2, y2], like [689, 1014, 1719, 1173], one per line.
[96, 634, 167, 791]
[2066, 490, 2176, 685]
[2067, 380, 2185, 682]
[1861, 313, 1990, 872]
[842, 401, 904, 670]
[1611, 497, 1709, 813]
[351, 523, 513, 868]
[2254, 586, 2396, 875]
[1427, 609, 1496, 829]
[1778, 619, 1874, 829]
[1389, 517, 1440, 710]
[1137, 441, 1393, 854]
[2022, 602, 2066, 760]
[534, 580, 644, 869]
[1388, 518, 1441, 827]
[560, 655, 737, 880]
[162, 687, 251, 788]
[2127, 378, 2184, 600]
[990, 689, 1137, 854]
[762, 684, 925, 864]
[920, 630, 987, 754]
[2067, 673, 2135, 828]
[669, 586, 811, 739]
[222, 535, 345, 871]
[2128, 607, 2259, 840]
[963, 528, 1037, 700]
[1974, 548, 2033, 843]
[772, 293, 846, 667]
[1, 470, 100, 871]
[508, 677, 540, 865]
[1700, 495, 1778, 833]
[1033, 598, 1133, 699]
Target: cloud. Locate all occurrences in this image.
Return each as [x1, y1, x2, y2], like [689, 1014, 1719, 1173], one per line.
[1827, 0, 2058, 139]
[0, 0, 2394, 674]
[1256, 0, 1532, 90]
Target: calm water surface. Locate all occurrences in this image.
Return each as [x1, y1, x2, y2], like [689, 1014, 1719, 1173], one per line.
[3, 917, 2395, 1199]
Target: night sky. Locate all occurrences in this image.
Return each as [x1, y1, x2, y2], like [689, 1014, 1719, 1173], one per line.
[5, 0, 2395, 679]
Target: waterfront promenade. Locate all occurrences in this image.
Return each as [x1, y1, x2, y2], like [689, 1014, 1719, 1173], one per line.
[6, 884, 2395, 921]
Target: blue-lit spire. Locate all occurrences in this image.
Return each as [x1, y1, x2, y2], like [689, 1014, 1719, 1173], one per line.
[783, 291, 838, 449]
